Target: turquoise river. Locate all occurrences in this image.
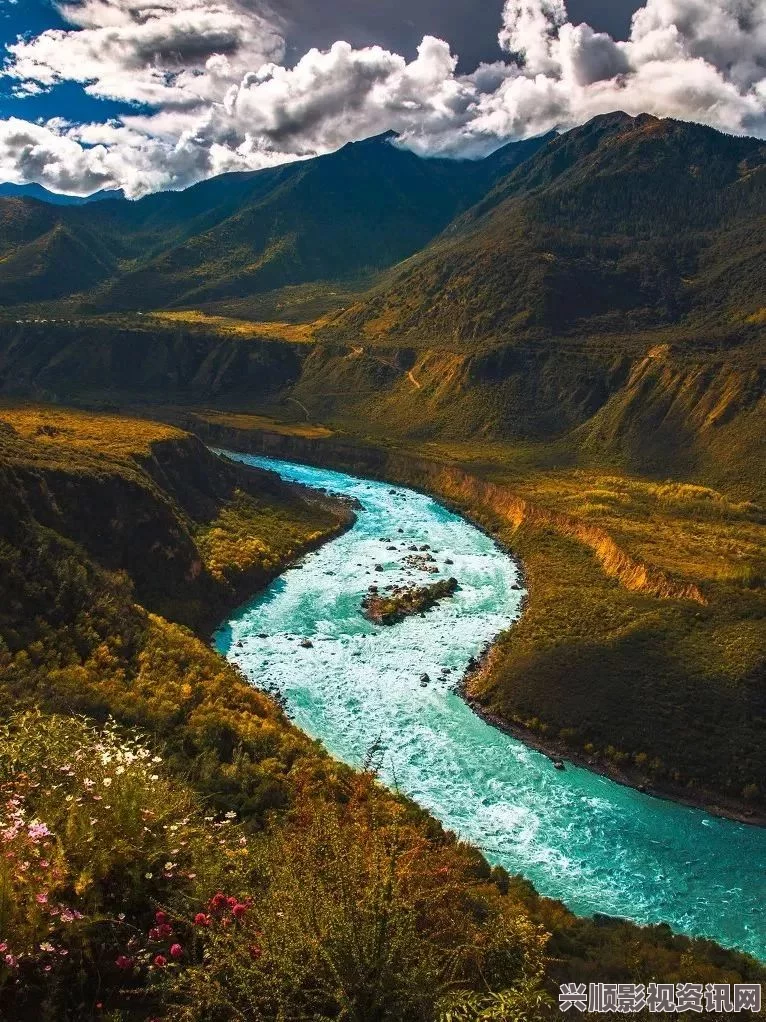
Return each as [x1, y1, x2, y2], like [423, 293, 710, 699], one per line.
[213, 452, 766, 960]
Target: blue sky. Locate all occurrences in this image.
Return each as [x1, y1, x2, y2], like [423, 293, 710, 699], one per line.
[0, 0, 134, 121]
[0, 0, 761, 197]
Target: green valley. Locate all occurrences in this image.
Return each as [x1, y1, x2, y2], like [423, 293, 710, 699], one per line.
[0, 108, 764, 1019]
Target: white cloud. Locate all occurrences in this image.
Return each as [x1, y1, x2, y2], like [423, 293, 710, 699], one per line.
[5, 0, 285, 107]
[0, 0, 763, 197]
[0, 117, 114, 193]
[498, 0, 568, 74]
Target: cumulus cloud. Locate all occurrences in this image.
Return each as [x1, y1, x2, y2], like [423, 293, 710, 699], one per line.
[0, 0, 764, 196]
[5, 0, 285, 107]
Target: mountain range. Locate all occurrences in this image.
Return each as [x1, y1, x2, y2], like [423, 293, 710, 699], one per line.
[0, 182, 125, 205]
[334, 113, 766, 345]
[0, 130, 552, 311]
[0, 113, 762, 355]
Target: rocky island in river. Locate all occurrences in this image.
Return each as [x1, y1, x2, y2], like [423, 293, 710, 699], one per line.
[361, 577, 459, 625]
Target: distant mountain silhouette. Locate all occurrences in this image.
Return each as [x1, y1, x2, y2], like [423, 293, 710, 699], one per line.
[0, 182, 125, 205]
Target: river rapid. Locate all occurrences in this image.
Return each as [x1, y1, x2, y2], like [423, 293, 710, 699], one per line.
[213, 452, 766, 960]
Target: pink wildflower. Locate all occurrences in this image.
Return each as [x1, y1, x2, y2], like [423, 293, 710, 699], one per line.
[169, 943, 183, 959]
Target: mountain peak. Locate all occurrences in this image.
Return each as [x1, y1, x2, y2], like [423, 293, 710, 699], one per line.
[340, 130, 401, 152]
[592, 111, 664, 130]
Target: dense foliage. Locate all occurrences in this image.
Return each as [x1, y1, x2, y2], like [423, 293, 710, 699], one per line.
[0, 132, 546, 312]
[0, 713, 555, 1022]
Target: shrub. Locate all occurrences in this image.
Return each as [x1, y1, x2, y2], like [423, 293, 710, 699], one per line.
[0, 712, 241, 1019]
[166, 780, 550, 1022]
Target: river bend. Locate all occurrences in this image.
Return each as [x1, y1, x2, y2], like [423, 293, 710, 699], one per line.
[213, 452, 766, 959]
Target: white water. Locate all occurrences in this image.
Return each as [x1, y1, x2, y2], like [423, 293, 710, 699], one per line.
[213, 452, 766, 960]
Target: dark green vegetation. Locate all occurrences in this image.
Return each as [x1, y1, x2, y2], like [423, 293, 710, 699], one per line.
[362, 577, 458, 625]
[2, 407, 762, 1021]
[334, 113, 765, 345]
[0, 317, 307, 404]
[0, 131, 550, 314]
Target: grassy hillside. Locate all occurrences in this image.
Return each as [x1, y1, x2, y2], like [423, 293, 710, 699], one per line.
[0, 319, 307, 405]
[283, 336, 765, 504]
[0, 222, 121, 304]
[0, 405, 352, 629]
[2, 405, 762, 1019]
[332, 113, 766, 345]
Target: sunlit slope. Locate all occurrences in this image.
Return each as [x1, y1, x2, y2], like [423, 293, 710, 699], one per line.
[332, 113, 766, 344]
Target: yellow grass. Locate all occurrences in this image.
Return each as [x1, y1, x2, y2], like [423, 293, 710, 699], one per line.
[413, 440, 763, 591]
[0, 405, 184, 457]
[148, 310, 318, 342]
[194, 410, 334, 439]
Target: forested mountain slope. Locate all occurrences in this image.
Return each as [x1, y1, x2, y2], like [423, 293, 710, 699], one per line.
[0, 132, 551, 310]
[333, 113, 766, 344]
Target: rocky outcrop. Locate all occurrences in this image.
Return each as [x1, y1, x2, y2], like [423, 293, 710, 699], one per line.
[361, 578, 458, 625]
